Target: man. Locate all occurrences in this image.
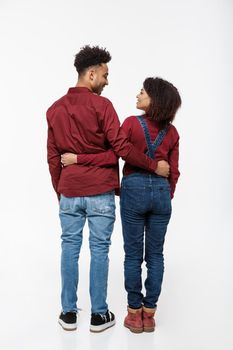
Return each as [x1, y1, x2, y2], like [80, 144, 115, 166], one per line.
[46, 45, 169, 332]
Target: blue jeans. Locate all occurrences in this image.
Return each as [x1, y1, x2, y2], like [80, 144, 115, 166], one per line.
[59, 191, 115, 314]
[120, 174, 172, 309]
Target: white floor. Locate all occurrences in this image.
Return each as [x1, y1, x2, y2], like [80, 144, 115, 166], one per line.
[1, 205, 232, 350]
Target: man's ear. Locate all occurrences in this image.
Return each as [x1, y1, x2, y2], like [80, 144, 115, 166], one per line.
[89, 68, 95, 81]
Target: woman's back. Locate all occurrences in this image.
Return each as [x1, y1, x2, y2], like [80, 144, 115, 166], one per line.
[121, 114, 180, 198]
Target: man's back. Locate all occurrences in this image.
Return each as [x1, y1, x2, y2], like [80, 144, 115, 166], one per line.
[47, 86, 119, 197]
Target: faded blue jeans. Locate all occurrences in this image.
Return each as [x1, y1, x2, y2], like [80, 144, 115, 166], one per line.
[59, 191, 115, 314]
[120, 173, 172, 309]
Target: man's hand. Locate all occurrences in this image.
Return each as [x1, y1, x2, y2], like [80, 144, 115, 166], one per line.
[155, 160, 170, 177]
[61, 153, 77, 166]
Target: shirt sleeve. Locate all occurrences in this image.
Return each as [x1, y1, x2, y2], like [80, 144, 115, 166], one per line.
[121, 117, 132, 141]
[47, 119, 62, 200]
[76, 149, 119, 167]
[101, 101, 158, 172]
[168, 137, 180, 198]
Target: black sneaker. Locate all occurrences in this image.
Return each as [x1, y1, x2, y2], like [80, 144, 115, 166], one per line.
[58, 311, 78, 331]
[90, 310, 115, 332]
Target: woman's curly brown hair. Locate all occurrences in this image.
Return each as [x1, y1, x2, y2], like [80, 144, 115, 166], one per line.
[143, 77, 182, 128]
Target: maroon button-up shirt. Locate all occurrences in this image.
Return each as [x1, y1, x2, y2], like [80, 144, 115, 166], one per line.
[46, 87, 158, 198]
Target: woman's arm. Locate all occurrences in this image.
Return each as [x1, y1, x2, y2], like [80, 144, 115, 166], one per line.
[61, 149, 118, 167]
[168, 137, 180, 198]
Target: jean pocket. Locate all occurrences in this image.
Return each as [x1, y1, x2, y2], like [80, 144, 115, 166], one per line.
[59, 195, 73, 212]
[91, 192, 116, 215]
[158, 187, 172, 214]
[93, 205, 115, 214]
[120, 186, 146, 211]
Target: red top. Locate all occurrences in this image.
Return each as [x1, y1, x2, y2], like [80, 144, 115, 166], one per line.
[121, 116, 180, 198]
[46, 87, 158, 198]
[77, 115, 180, 198]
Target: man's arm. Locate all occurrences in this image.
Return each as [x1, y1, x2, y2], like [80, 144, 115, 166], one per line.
[47, 120, 62, 200]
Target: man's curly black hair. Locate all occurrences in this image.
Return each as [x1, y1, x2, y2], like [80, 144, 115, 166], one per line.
[74, 45, 111, 75]
[143, 77, 181, 128]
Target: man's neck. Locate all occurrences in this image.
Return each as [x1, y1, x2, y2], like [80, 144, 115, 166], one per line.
[75, 80, 92, 91]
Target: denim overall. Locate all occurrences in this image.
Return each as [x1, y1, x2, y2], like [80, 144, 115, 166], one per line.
[120, 116, 172, 309]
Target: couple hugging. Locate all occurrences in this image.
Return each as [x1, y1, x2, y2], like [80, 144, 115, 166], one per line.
[47, 45, 181, 333]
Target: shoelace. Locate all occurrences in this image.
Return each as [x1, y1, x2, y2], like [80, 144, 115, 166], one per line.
[107, 310, 111, 321]
[100, 311, 111, 323]
[92, 311, 112, 322]
[101, 314, 107, 322]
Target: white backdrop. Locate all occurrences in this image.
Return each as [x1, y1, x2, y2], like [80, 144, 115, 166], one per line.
[0, 1, 232, 350]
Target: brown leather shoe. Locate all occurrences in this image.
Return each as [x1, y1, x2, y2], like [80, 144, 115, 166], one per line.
[142, 306, 156, 332]
[124, 307, 143, 333]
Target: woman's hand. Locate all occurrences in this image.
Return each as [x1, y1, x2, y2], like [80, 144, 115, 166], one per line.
[61, 153, 77, 166]
[155, 160, 170, 177]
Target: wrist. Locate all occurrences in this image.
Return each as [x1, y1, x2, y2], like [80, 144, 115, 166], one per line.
[152, 160, 158, 173]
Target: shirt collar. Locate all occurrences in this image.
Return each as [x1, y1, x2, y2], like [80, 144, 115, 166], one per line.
[68, 87, 92, 94]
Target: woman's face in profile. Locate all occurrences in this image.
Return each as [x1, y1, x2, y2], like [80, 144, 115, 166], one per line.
[136, 88, 151, 112]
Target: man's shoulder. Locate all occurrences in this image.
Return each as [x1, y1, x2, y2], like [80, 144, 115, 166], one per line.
[46, 91, 114, 123]
[91, 93, 113, 107]
[46, 94, 67, 119]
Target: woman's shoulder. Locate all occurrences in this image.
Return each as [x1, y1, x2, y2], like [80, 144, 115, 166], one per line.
[121, 115, 140, 127]
[167, 124, 180, 146]
[123, 115, 140, 122]
[168, 124, 179, 137]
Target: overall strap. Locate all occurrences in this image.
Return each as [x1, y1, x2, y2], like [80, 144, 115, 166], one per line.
[151, 128, 167, 153]
[136, 116, 168, 159]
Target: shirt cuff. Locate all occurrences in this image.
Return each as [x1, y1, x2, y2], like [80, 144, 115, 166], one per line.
[148, 159, 158, 173]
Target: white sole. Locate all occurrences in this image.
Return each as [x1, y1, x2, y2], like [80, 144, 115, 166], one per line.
[58, 319, 77, 331]
[90, 319, 116, 333]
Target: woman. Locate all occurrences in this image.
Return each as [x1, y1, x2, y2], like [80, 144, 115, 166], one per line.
[61, 77, 181, 333]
